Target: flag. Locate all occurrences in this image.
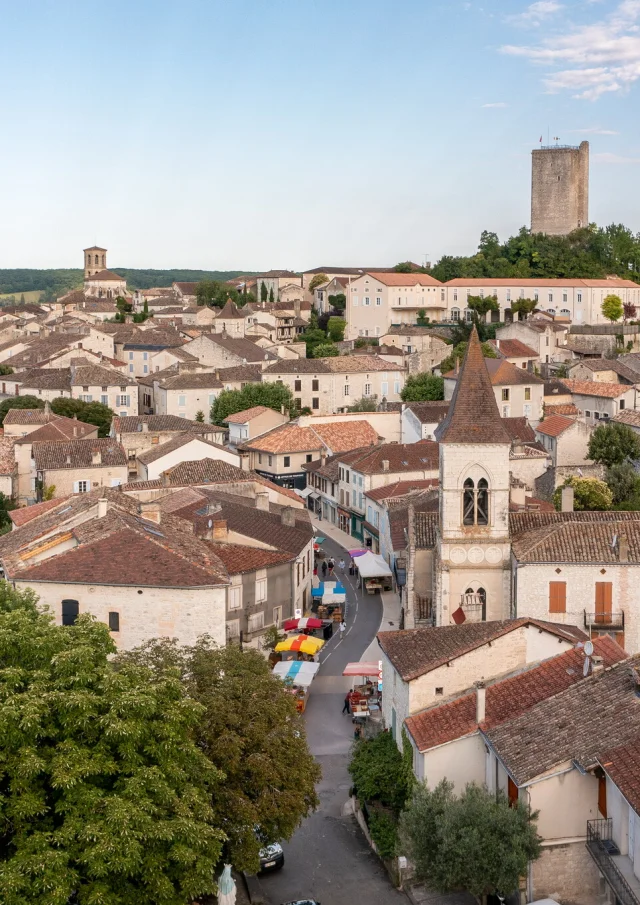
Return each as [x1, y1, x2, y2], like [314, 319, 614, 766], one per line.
[539, 135, 543, 142]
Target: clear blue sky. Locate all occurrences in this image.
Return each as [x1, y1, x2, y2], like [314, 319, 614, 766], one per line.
[1, 0, 639, 270]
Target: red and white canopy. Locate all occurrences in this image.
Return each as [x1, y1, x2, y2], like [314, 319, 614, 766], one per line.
[342, 662, 381, 678]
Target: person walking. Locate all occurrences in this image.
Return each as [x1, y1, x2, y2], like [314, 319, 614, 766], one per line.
[338, 558, 345, 572]
[342, 692, 351, 714]
[321, 560, 327, 578]
[339, 619, 346, 635]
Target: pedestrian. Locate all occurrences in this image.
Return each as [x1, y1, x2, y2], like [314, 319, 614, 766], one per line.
[339, 620, 346, 635]
[339, 558, 345, 572]
[321, 560, 327, 577]
[354, 722, 363, 740]
[342, 692, 351, 714]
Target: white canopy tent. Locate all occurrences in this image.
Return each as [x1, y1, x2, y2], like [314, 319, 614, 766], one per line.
[355, 551, 393, 579]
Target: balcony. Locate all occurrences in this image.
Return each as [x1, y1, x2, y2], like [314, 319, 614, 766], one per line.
[586, 819, 640, 905]
[584, 610, 625, 631]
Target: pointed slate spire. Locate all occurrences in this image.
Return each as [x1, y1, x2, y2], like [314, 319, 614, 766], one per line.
[437, 326, 512, 444]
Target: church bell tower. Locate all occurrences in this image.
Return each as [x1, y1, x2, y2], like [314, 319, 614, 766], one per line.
[83, 246, 107, 279]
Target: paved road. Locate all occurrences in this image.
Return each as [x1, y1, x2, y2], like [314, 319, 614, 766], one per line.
[260, 534, 407, 905]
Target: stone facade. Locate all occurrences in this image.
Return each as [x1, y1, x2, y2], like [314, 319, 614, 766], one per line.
[531, 141, 589, 236]
[530, 841, 601, 905]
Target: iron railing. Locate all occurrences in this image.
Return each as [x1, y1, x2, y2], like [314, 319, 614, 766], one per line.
[584, 610, 625, 631]
[586, 818, 640, 905]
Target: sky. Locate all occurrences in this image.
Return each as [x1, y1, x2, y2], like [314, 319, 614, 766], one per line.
[1, 0, 639, 271]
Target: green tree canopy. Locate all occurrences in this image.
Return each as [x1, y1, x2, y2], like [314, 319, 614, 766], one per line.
[327, 317, 346, 342]
[349, 730, 412, 815]
[197, 280, 242, 309]
[606, 461, 640, 507]
[0, 395, 45, 425]
[308, 273, 328, 292]
[510, 297, 537, 320]
[211, 382, 294, 426]
[467, 295, 500, 323]
[588, 421, 640, 468]
[328, 292, 346, 311]
[400, 781, 541, 902]
[0, 591, 224, 905]
[260, 281, 268, 304]
[439, 341, 497, 374]
[50, 397, 114, 438]
[312, 342, 339, 358]
[347, 397, 378, 412]
[119, 639, 320, 872]
[602, 293, 623, 323]
[400, 373, 445, 402]
[553, 476, 613, 511]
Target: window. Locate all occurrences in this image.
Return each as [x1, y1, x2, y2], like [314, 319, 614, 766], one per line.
[463, 478, 489, 526]
[74, 481, 90, 493]
[563, 292, 568, 303]
[101, 394, 108, 406]
[374, 510, 379, 528]
[273, 606, 282, 627]
[268, 455, 273, 466]
[595, 582, 613, 623]
[435, 687, 444, 696]
[534, 292, 539, 302]
[465, 309, 473, 323]
[353, 296, 358, 306]
[381, 381, 388, 396]
[549, 581, 566, 613]
[364, 296, 370, 306]
[585, 410, 591, 419]
[258, 453, 262, 464]
[255, 578, 267, 602]
[178, 395, 186, 407]
[248, 612, 264, 634]
[228, 586, 242, 610]
[108, 611, 120, 632]
[344, 385, 350, 396]
[117, 395, 130, 407]
[364, 384, 371, 396]
[284, 456, 290, 467]
[294, 379, 302, 391]
[577, 292, 582, 304]
[506, 289, 511, 302]
[129, 352, 134, 360]
[143, 365, 148, 374]
[394, 381, 401, 394]
[548, 292, 553, 303]
[376, 297, 382, 306]
[61, 599, 79, 626]
[451, 307, 460, 322]
[306, 453, 313, 462]
[312, 379, 319, 391]
[523, 403, 532, 418]
[524, 387, 531, 401]
[502, 404, 510, 417]
[312, 397, 319, 410]
[620, 399, 626, 410]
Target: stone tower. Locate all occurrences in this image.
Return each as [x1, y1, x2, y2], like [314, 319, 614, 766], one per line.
[83, 246, 107, 279]
[531, 141, 589, 236]
[434, 327, 513, 626]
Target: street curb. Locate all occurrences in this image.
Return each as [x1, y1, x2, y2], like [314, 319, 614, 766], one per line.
[242, 871, 269, 904]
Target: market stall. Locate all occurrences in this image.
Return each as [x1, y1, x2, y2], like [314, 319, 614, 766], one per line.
[355, 551, 393, 594]
[273, 660, 320, 713]
[343, 661, 383, 720]
[275, 633, 324, 659]
[312, 579, 346, 620]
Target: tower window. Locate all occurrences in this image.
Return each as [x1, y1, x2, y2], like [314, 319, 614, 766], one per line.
[463, 478, 489, 527]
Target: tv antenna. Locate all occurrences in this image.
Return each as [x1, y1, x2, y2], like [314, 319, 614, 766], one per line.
[583, 639, 594, 676]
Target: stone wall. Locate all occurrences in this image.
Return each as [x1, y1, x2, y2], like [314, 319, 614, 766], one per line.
[535, 463, 605, 500]
[531, 841, 602, 905]
[531, 142, 589, 236]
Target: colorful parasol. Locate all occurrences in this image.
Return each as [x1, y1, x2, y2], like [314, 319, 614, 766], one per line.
[349, 549, 367, 557]
[283, 617, 323, 631]
[275, 634, 325, 655]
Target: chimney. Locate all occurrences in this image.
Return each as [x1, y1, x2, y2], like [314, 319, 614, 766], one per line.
[510, 483, 526, 507]
[73, 426, 77, 437]
[281, 507, 296, 527]
[256, 492, 269, 511]
[619, 533, 629, 563]
[215, 369, 220, 380]
[212, 518, 228, 541]
[91, 448, 102, 466]
[561, 486, 574, 513]
[44, 401, 51, 422]
[455, 356, 460, 376]
[591, 655, 604, 675]
[141, 420, 149, 432]
[320, 451, 327, 465]
[382, 459, 389, 472]
[496, 339, 500, 350]
[138, 499, 161, 525]
[161, 471, 170, 486]
[474, 681, 486, 723]
[294, 299, 301, 318]
[97, 498, 107, 518]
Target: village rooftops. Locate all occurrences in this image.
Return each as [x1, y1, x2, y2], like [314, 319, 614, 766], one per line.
[9, 496, 67, 528]
[137, 434, 229, 465]
[488, 338, 538, 359]
[405, 636, 626, 754]
[84, 269, 124, 281]
[151, 371, 224, 390]
[535, 415, 576, 437]
[404, 402, 450, 424]
[173, 282, 198, 294]
[210, 542, 294, 575]
[112, 415, 217, 434]
[216, 299, 245, 319]
[599, 738, 640, 814]
[242, 420, 380, 455]
[572, 359, 639, 383]
[224, 405, 273, 424]
[545, 404, 580, 416]
[32, 438, 127, 471]
[444, 357, 545, 387]
[199, 333, 276, 362]
[613, 410, 640, 429]
[4, 407, 57, 426]
[341, 441, 439, 475]
[14, 417, 97, 445]
[378, 618, 587, 683]
[558, 378, 634, 398]
[262, 355, 396, 375]
[365, 480, 439, 503]
[510, 511, 640, 563]
[362, 271, 443, 287]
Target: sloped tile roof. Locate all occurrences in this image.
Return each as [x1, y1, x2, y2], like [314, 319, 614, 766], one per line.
[216, 299, 245, 319]
[388, 504, 438, 552]
[70, 364, 134, 386]
[545, 404, 580, 416]
[17, 368, 72, 391]
[156, 372, 223, 390]
[112, 415, 216, 434]
[574, 359, 639, 383]
[9, 497, 69, 527]
[84, 269, 124, 281]
[378, 618, 587, 683]
[210, 542, 293, 574]
[33, 438, 127, 470]
[14, 417, 97, 445]
[613, 410, 640, 428]
[484, 653, 640, 783]
[535, 415, 575, 437]
[365, 271, 442, 287]
[201, 334, 275, 362]
[341, 441, 439, 475]
[365, 480, 439, 502]
[502, 417, 537, 442]
[559, 378, 631, 399]
[137, 434, 231, 465]
[489, 339, 538, 358]
[243, 420, 379, 455]
[4, 408, 50, 425]
[406, 636, 626, 753]
[224, 405, 273, 423]
[446, 358, 545, 387]
[405, 402, 450, 424]
[511, 515, 640, 563]
[599, 738, 640, 813]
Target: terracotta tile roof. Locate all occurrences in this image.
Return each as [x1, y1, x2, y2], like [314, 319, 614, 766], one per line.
[17, 369, 72, 391]
[405, 402, 450, 424]
[210, 542, 293, 574]
[32, 438, 127, 471]
[535, 415, 576, 437]
[174, 282, 198, 294]
[160, 458, 250, 486]
[137, 434, 231, 465]
[599, 738, 640, 813]
[0, 437, 15, 473]
[224, 405, 273, 423]
[545, 403, 580, 416]
[364, 271, 442, 287]
[303, 266, 394, 276]
[112, 415, 217, 434]
[438, 328, 513, 445]
[155, 371, 223, 390]
[511, 514, 640, 563]
[414, 509, 439, 547]
[388, 504, 438, 551]
[193, 497, 312, 556]
[216, 299, 245, 319]
[263, 359, 332, 375]
[613, 410, 640, 428]
[4, 408, 51, 425]
[378, 618, 587, 683]
[365, 480, 439, 502]
[340, 441, 439, 476]
[573, 359, 639, 383]
[446, 358, 544, 387]
[484, 652, 640, 784]
[70, 364, 134, 387]
[200, 334, 275, 362]
[489, 339, 538, 359]
[14, 417, 97, 445]
[9, 496, 69, 527]
[217, 364, 264, 383]
[84, 269, 124, 281]
[406, 637, 626, 753]
[244, 420, 379, 455]
[445, 277, 639, 288]
[137, 363, 212, 387]
[559, 378, 631, 398]
[502, 417, 537, 443]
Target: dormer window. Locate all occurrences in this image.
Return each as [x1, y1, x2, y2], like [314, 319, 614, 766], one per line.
[463, 478, 489, 526]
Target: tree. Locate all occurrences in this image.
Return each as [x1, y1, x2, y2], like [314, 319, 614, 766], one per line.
[0, 491, 16, 533]
[194, 410, 205, 422]
[602, 293, 623, 323]
[50, 398, 114, 438]
[260, 281, 268, 304]
[624, 302, 637, 323]
[553, 476, 613, 511]
[555, 364, 568, 378]
[211, 382, 294, 426]
[0, 364, 13, 375]
[467, 294, 500, 324]
[439, 341, 497, 374]
[401, 373, 445, 402]
[605, 462, 640, 507]
[588, 422, 640, 468]
[347, 397, 378, 412]
[400, 782, 541, 902]
[349, 730, 412, 815]
[312, 342, 339, 358]
[0, 395, 44, 425]
[308, 273, 328, 293]
[327, 317, 346, 342]
[120, 639, 320, 872]
[416, 308, 429, 326]
[510, 297, 537, 320]
[269, 286, 274, 304]
[328, 292, 346, 311]
[0, 594, 224, 905]
[197, 280, 242, 309]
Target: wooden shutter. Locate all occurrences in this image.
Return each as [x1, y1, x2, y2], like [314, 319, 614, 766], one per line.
[595, 582, 613, 622]
[598, 774, 607, 818]
[508, 777, 519, 808]
[549, 581, 566, 614]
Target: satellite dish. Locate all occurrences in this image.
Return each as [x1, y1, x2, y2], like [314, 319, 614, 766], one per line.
[208, 519, 212, 528]
[585, 640, 594, 657]
[583, 656, 591, 677]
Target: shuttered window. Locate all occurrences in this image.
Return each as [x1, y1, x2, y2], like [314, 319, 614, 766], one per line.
[61, 599, 79, 626]
[108, 612, 120, 632]
[595, 582, 613, 621]
[549, 581, 566, 613]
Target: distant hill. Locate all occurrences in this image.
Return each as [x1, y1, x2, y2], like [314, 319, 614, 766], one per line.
[0, 269, 255, 302]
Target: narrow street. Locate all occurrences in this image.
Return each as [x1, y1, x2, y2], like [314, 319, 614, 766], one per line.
[260, 529, 407, 905]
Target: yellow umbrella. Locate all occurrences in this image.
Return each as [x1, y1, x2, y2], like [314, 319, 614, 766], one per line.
[275, 634, 324, 655]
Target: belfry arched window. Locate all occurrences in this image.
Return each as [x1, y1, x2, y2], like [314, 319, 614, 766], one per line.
[463, 477, 490, 526]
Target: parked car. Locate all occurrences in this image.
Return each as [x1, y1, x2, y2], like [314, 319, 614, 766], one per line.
[280, 900, 320, 905]
[259, 841, 284, 872]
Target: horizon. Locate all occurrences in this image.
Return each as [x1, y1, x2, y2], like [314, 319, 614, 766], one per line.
[1, 0, 639, 270]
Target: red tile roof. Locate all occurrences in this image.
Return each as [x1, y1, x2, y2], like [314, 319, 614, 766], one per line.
[545, 404, 580, 416]
[365, 480, 438, 502]
[489, 338, 538, 359]
[406, 636, 626, 752]
[85, 269, 124, 281]
[535, 415, 575, 437]
[243, 420, 379, 455]
[600, 738, 640, 813]
[364, 271, 442, 287]
[224, 405, 273, 423]
[560, 378, 631, 399]
[211, 542, 294, 574]
[9, 497, 69, 527]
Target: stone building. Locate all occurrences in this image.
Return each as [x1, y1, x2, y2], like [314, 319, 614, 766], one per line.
[83, 245, 108, 278]
[531, 141, 589, 236]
